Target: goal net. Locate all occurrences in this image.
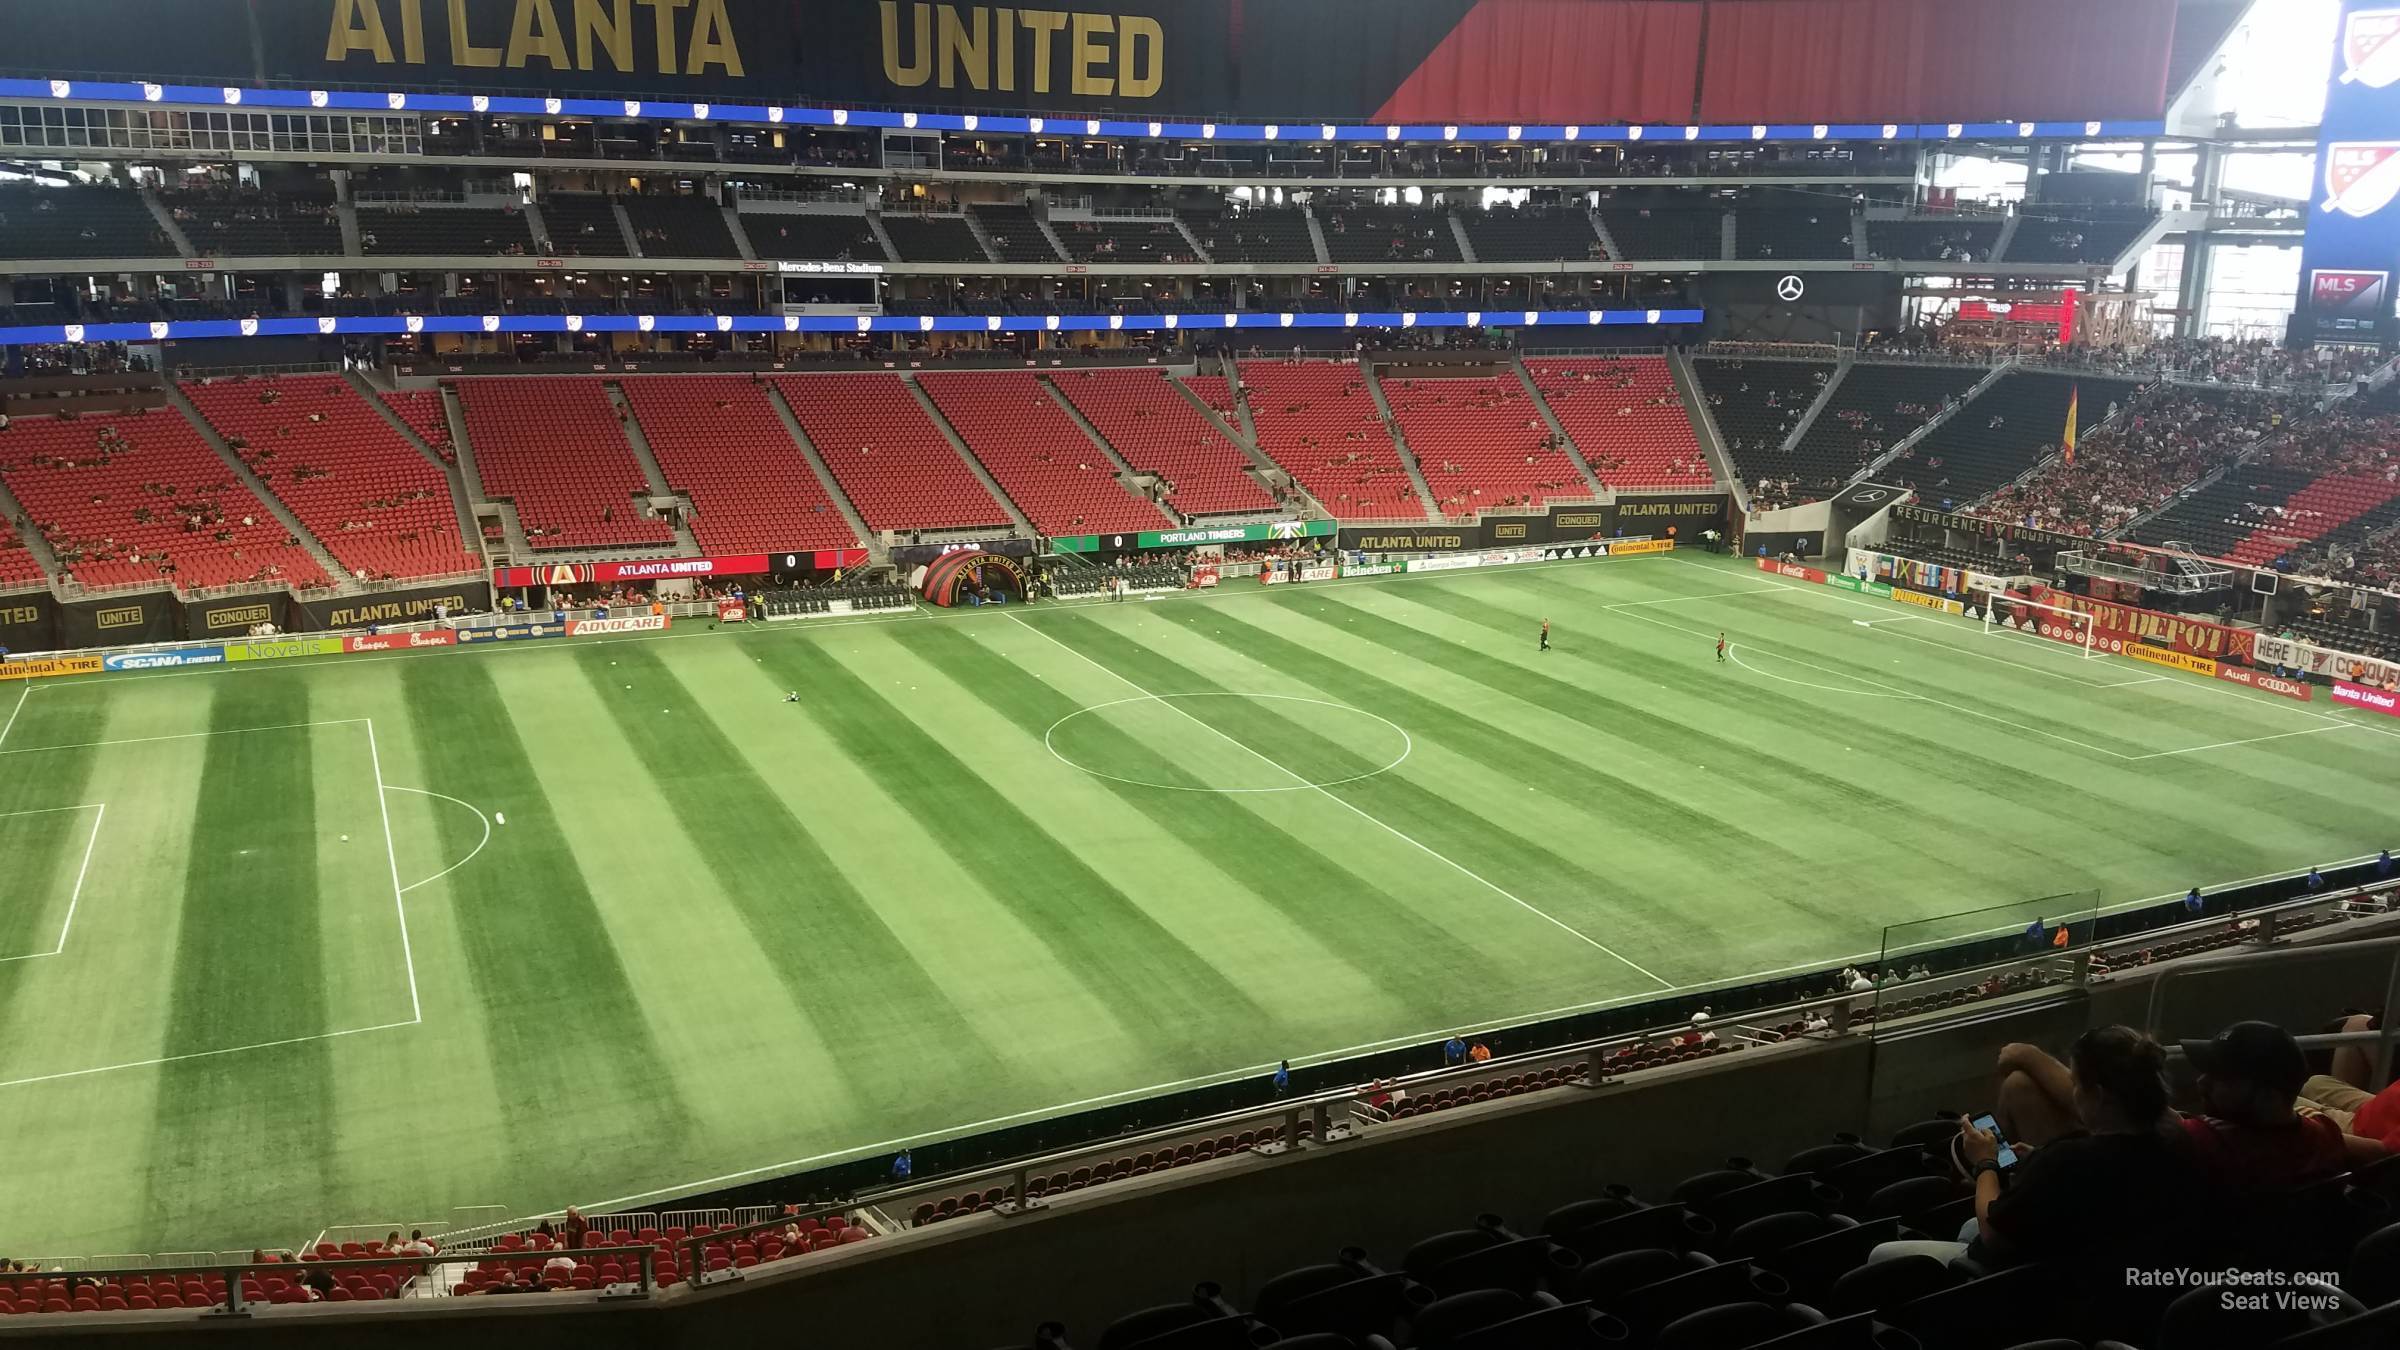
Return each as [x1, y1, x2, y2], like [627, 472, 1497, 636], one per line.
[1968, 589, 2097, 658]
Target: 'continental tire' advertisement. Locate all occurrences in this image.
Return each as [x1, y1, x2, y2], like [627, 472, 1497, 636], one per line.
[0, 653, 102, 681]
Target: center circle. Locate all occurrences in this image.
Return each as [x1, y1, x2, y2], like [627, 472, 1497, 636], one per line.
[1043, 693, 1412, 793]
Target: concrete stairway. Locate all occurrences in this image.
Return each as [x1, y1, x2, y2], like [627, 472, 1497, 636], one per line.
[1360, 362, 1440, 520]
[902, 375, 1037, 537]
[603, 382, 703, 555]
[763, 382, 882, 560]
[346, 371, 482, 550]
[1512, 358, 1608, 499]
[166, 382, 349, 584]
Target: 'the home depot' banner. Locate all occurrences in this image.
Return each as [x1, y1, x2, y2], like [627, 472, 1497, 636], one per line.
[2020, 586, 2256, 663]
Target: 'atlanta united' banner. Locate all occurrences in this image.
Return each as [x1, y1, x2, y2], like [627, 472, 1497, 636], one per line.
[2300, 0, 2400, 342]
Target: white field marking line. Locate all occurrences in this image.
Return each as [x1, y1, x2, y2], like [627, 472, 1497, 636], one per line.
[568, 849, 2395, 1219]
[0, 1018, 421, 1092]
[2120, 725, 2359, 760]
[1602, 586, 1811, 611]
[1725, 644, 1915, 699]
[1042, 692, 1413, 793]
[0, 803, 106, 818]
[383, 786, 494, 895]
[0, 683, 27, 749]
[1003, 612, 1676, 988]
[1615, 603, 2139, 760]
[365, 720, 424, 1026]
[0, 717, 370, 756]
[0, 804, 103, 963]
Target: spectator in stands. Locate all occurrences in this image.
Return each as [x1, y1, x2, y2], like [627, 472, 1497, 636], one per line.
[2300, 1013, 2400, 1150]
[543, 1249, 577, 1283]
[395, 1230, 435, 1257]
[561, 1204, 588, 1250]
[1871, 1027, 2211, 1285]
[2179, 1020, 2371, 1185]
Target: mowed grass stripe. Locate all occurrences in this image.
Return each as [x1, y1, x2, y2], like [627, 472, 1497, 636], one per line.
[899, 622, 1509, 1030]
[139, 675, 339, 1247]
[1032, 607, 1687, 984]
[0, 689, 110, 1073]
[752, 637, 1272, 1059]
[397, 659, 699, 1190]
[571, 644, 1014, 1110]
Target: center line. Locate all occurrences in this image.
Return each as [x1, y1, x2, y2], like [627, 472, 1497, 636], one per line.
[1005, 613, 1674, 989]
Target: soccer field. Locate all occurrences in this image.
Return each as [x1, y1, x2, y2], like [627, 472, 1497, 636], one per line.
[2, 550, 2393, 1256]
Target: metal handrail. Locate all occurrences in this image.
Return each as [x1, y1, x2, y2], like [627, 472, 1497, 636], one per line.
[2146, 933, 2400, 1088]
[0, 1245, 657, 1312]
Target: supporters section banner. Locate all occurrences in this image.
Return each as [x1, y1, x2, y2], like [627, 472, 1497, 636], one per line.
[0, 591, 58, 655]
[1852, 548, 1967, 597]
[1614, 494, 1729, 541]
[2334, 681, 2400, 717]
[2015, 586, 2256, 663]
[1891, 504, 2086, 556]
[345, 629, 457, 653]
[2257, 633, 2400, 686]
[298, 580, 492, 631]
[104, 645, 227, 671]
[2126, 644, 2218, 677]
[226, 635, 345, 662]
[1338, 524, 1485, 553]
[2301, 0, 2400, 342]
[182, 594, 295, 641]
[0, 653, 101, 681]
[567, 614, 670, 636]
[56, 591, 177, 649]
[1545, 504, 1617, 540]
[2216, 664, 2314, 702]
[494, 556, 766, 587]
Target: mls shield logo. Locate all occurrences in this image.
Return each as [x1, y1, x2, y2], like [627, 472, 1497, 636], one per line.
[311, 90, 329, 108]
[1442, 125, 1458, 141]
[565, 315, 584, 333]
[1465, 311, 1481, 327]
[142, 83, 162, 102]
[903, 112, 917, 128]
[832, 109, 849, 125]
[150, 322, 171, 340]
[1029, 117, 1044, 133]
[1164, 314, 1179, 329]
[856, 316, 873, 333]
[1264, 125, 1279, 140]
[1224, 313, 1239, 328]
[314, 317, 334, 335]
[1751, 125, 1767, 140]
[239, 318, 259, 336]
[768, 106, 784, 123]
[1401, 312, 1417, 328]
[921, 315, 937, 332]
[2343, 8, 2400, 87]
[1045, 315, 1062, 331]
[694, 103, 711, 120]
[480, 315, 500, 332]
[388, 92, 406, 110]
[1148, 122, 1162, 137]
[1507, 126, 1522, 141]
[962, 114, 976, 130]
[1882, 124, 1899, 139]
[1108, 314, 1124, 330]
[2324, 142, 2400, 217]
[1646, 309, 1662, 325]
[1587, 311, 1603, 325]
[1202, 123, 1217, 139]
[986, 316, 1003, 332]
[406, 315, 425, 333]
[471, 95, 489, 113]
[2017, 122, 2035, 137]
[1627, 126, 1643, 141]
[638, 314, 656, 332]
[1343, 313, 1359, 327]
[1321, 125, 1336, 140]
[1812, 124, 1828, 139]
[47, 80, 68, 98]
[625, 101, 642, 117]
[222, 87, 242, 105]
[1086, 119, 1100, 135]
[62, 325, 82, 343]
[1277, 313, 1294, 328]
[547, 97, 564, 115]
[1563, 126, 1579, 141]
[715, 315, 733, 332]
[1523, 310, 1540, 326]
[2083, 121, 2101, 137]
[1946, 123, 1964, 139]
[1386, 125, 1401, 141]
[783, 315, 799, 332]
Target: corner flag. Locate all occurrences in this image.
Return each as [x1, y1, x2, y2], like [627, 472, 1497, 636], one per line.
[2062, 385, 2079, 466]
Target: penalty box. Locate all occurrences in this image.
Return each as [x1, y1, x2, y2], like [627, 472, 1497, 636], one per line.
[0, 718, 418, 1090]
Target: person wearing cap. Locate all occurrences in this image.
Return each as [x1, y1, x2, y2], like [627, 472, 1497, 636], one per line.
[2179, 1021, 2364, 1188]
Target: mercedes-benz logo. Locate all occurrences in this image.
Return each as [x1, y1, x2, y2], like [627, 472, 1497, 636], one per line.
[1775, 275, 1807, 302]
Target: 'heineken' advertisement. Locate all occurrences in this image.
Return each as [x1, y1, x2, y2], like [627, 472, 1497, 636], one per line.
[1051, 519, 1333, 554]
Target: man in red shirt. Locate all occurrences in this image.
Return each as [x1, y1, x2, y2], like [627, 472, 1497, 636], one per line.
[2301, 1013, 2400, 1152]
[2181, 1021, 2375, 1186]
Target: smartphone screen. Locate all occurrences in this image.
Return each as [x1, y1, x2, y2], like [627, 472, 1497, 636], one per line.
[1971, 1113, 2019, 1170]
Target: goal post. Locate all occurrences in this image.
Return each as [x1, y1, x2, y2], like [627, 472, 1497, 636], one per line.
[1965, 588, 2097, 658]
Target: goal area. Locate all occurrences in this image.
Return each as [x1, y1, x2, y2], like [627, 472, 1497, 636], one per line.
[1966, 588, 2097, 658]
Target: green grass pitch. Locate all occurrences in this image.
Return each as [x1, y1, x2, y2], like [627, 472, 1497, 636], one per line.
[1, 550, 2392, 1256]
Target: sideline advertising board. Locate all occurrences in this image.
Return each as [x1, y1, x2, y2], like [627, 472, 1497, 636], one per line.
[345, 630, 458, 653]
[1052, 520, 1332, 554]
[1, 653, 102, 680]
[566, 615, 671, 637]
[2126, 644, 2220, 677]
[226, 635, 345, 662]
[2216, 664, 2315, 702]
[103, 645, 225, 671]
[493, 555, 770, 587]
[2334, 681, 2400, 717]
[1608, 538, 1676, 558]
[1757, 558, 1827, 584]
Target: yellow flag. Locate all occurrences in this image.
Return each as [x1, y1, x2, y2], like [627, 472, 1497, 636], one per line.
[2062, 385, 2079, 466]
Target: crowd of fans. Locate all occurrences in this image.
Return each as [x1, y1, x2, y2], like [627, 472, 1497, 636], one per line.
[1971, 385, 2297, 537]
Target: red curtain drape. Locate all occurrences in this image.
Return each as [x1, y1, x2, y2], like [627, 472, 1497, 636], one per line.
[1373, 0, 1705, 124]
[1696, 0, 2180, 124]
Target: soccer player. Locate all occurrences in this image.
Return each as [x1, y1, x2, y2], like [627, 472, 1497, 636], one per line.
[784, 690, 800, 704]
[1539, 618, 1551, 653]
[1715, 632, 1727, 663]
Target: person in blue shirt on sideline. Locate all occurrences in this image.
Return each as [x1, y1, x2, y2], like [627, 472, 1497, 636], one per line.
[890, 1149, 912, 1182]
[1444, 1035, 1468, 1065]
[2306, 867, 2326, 893]
[2185, 887, 2204, 914]
[1272, 1060, 1290, 1095]
[2380, 851, 2394, 880]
